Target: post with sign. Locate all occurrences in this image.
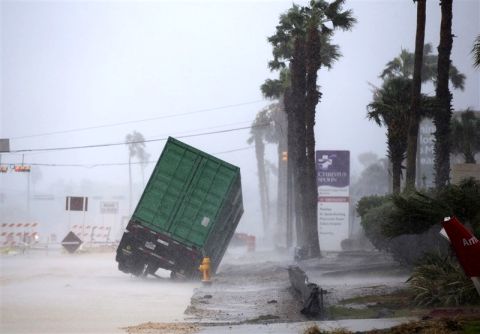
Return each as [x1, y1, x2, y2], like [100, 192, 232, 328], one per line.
[0, 139, 9, 168]
[316, 150, 350, 250]
[66, 196, 88, 241]
[100, 201, 118, 242]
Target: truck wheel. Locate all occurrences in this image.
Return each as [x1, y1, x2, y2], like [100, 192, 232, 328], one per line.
[118, 262, 128, 273]
[131, 262, 146, 276]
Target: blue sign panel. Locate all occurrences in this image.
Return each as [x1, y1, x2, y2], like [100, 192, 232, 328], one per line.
[316, 151, 350, 188]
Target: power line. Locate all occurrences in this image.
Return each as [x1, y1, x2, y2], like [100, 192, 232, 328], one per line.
[0, 119, 254, 158]
[5, 123, 270, 154]
[9, 100, 265, 140]
[0, 146, 254, 168]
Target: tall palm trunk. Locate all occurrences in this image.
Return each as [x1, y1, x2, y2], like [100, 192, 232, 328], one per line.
[392, 162, 402, 194]
[291, 36, 307, 247]
[284, 89, 295, 248]
[276, 98, 290, 247]
[304, 23, 321, 257]
[391, 148, 403, 194]
[434, 0, 453, 188]
[405, 0, 426, 191]
[254, 135, 270, 237]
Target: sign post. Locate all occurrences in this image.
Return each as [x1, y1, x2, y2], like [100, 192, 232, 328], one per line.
[61, 231, 83, 253]
[66, 196, 88, 240]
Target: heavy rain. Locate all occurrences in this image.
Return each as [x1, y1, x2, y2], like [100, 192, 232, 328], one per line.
[1, 1, 479, 333]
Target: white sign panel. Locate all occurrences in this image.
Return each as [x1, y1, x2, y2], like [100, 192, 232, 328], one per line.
[100, 201, 119, 214]
[316, 150, 350, 251]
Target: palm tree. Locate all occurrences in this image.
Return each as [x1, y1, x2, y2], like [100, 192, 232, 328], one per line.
[265, 0, 355, 257]
[380, 44, 465, 90]
[125, 131, 149, 213]
[434, 0, 454, 189]
[451, 110, 480, 164]
[261, 71, 294, 247]
[248, 103, 288, 245]
[376, 43, 465, 191]
[367, 78, 436, 194]
[248, 106, 274, 238]
[367, 78, 411, 194]
[405, 0, 426, 191]
[473, 35, 480, 68]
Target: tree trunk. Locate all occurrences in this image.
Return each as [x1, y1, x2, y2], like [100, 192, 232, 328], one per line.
[284, 88, 295, 248]
[291, 36, 307, 248]
[254, 135, 270, 238]
[304, 23, 321, 257]
[276, 98, 289, 248]
[391, 159, 402, 194]
[405, 0, 426, 191]
[464, 146, 475, 164]
[434, 0, 453, 188]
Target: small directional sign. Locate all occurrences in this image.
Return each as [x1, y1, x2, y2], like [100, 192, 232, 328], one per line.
[61, 231, 83, 253]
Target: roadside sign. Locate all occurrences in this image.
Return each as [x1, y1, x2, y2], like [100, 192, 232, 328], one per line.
[33, 194, 55, 200]
[61, 231, 83, 253]
[0, 139, 10, 153]
[316, 150, 350, 251]
[66, 196, 88, 211]
[100, 201, 119, 214]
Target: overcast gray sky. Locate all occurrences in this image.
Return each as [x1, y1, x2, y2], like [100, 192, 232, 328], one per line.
[1, 0, 479, 235]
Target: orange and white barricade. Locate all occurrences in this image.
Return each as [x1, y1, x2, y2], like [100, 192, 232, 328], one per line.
[0, 222, 39, 247]
[71, 225, 112, 243]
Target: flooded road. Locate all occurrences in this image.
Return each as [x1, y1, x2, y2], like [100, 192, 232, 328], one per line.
[0, 248, 197, 333]
[1, 247, 415, 334]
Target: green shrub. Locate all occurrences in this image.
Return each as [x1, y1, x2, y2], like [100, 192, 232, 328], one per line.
[437, 178, 480, 234]
[360, 200, 395, 251]
[383, 192, 449, 237]
[357, 179, 480, 266]
[356, 195, 390, 218]
[408, 253, 480, 306]
[384, 178, 480, 238]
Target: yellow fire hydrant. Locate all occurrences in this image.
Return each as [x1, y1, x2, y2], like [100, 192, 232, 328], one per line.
[198, 257, 212, 284]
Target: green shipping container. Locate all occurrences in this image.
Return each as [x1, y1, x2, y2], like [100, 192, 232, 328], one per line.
[116, 137, 243, 278]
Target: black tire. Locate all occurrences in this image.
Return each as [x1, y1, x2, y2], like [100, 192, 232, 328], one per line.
[118, 262, 128, 273]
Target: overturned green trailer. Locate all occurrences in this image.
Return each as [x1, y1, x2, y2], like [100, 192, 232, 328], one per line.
[116, 137, 244, 279]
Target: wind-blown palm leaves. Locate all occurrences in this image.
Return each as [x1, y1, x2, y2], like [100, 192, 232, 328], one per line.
[368, 43, 465, 193]
[368, 78, 411, 194]
[451, 110, 480, 164]
[380, 43, 465, 90]
[263, 0, 355, 257]
[408, 252, 480, 306]
[248, 104, 284, 237]
[125, 131, 150, 212]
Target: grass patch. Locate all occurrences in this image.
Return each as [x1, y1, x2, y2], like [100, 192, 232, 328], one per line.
[304, 318, 480, 333]
[328, 305, 378, 319]
[463, 320, 480, 334]
[304, 325, 351, 334]
[338, 289, 412, 308]
[329, 289, 420, 320]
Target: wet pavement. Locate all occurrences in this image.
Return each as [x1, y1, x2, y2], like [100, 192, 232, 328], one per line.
[0, 248, 196, 334]
[1, 247, 415, 333]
